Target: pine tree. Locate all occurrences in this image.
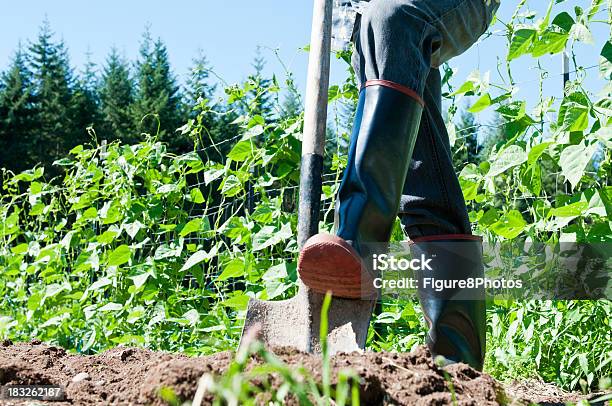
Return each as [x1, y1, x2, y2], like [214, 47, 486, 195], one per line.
[184, 52, 216, 117]
[132, 28, 186, 150]
[27, 19, 75, 169]
[184, 52, 230, 158]
[71, 52, 100, 146]
[0, 44, 36, 172]
[281, 83, 301, 119]
[100, 48, 135, 142]
[245, 48, 275, 121]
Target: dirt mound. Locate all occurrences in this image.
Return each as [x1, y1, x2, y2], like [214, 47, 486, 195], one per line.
[0, 340, 599, 405]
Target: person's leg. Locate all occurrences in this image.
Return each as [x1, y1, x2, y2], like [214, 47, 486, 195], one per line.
[398, 67, 471, 238]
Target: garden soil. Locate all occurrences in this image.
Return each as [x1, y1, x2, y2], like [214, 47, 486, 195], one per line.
[0, 340, 606, 405]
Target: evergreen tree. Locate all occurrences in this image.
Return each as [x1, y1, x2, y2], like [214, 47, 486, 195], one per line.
[71, 52, 100, 146]
[184, 52, 233, 159]
[280, 70, 302, 119]
[245, 48, 274, 121]
[184, 52, 216, 116]
[281, 85, 301, 119]
[100, 48, 135, 142]
[133, 28, 186, 150]
[27, 19, 75, 169]
[0, 44, 36, 172]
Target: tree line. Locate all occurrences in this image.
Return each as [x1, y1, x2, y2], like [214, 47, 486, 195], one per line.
[0, 21, 283, 176]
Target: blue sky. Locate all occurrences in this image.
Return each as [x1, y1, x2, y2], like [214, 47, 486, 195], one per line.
[0, 0, 607, 122]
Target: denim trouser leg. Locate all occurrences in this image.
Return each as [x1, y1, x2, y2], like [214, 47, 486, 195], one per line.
[350, 0, 499, 239]
[398, 67, 471, 237]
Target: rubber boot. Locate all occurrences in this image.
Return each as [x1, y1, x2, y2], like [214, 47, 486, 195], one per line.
[410, 234, 486, 371]
[298, 81, 424, 299]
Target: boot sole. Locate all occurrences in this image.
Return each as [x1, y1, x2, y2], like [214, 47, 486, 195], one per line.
[298, 234, 376, 299]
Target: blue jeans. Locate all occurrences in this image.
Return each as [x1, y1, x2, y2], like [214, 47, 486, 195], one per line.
[349, 0, 499, 238]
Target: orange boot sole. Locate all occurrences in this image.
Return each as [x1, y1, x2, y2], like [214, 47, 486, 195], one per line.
[297, 234, 377, 299]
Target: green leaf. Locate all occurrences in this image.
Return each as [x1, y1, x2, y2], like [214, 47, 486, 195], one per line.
[451, 80, 475, 96]
[179, 218, 202, 237]
[107, 245, 131, 267]
[99, 303, 123, 312]
[549, 202, 588, 218]
[460, 178, 479, 201]
[180, 250, 208, 272]
[88, 277, 112, 292]
[157, 183, 179, 194]
[227, 140, 253, 162]
[528, 142, 553, 165]
[578, 354, 589, 376]
[552, 11, 575, 32]
[251, 204, 274, 223]
[127, 306, 145, 323]
[531, 31, 568, 57]
[204, 167, 225, 185]
[497, 101, 526, 120]
[242, 124, 265, 139]
[130, 273, 150, 289]
[488, 145, 528, 177]
[480, 208, 499, 226]
[558, 91, 590, 131]
[221, 294, 249, 310]
[97, 230, 118, 245]
[11, 243, 28, 255]
[217, 258, 245, 281]
[559, 142, 597, 189]
[82, 207, 98, 220]
[508, 29, 536, 61]
[154, 244, 182, 260]
[599, 187, 612, 217]
[189, 188, 205, 204]
[100, 200, 123, 225]
[261, 262, 296, 299]
[252, 222, 292, 251]
[123, 221, 144, 239]
[220, 175, 242, 197]
[490, 210, 527, 239]
[27, 293, 42, 311]
[468, 93, 492, 113]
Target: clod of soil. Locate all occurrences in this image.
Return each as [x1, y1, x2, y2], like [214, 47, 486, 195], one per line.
[0, 341, 602, 405]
